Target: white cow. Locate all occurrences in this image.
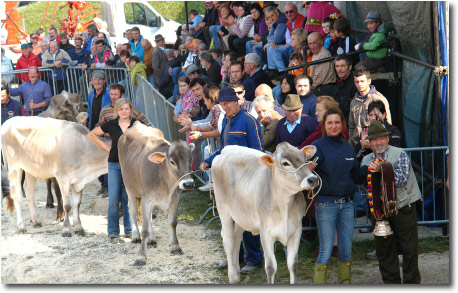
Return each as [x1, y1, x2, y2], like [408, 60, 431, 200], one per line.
[1, 116, 108, 236]
[211, 142, 319, 284]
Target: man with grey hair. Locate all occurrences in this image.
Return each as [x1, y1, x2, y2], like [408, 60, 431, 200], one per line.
[253, 95, 284, 153]
[42, 40, 71, 94]
[199, 51, 221, 86]
[307, 32, 336, 96]
[245, 53, 274, 89]
[263, 5, 288, 80]
[38, 40, 48, 61]
[198, 43, 208, 54]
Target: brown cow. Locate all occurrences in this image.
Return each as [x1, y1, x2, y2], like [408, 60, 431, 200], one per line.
[118, 122, 194, 266]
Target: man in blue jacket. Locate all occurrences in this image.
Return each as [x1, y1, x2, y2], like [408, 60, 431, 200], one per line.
[129, 27, 144, 62]
[200, 86, 265, 275]
[263, 6, 287, 78]
[87, 70, 111, 130]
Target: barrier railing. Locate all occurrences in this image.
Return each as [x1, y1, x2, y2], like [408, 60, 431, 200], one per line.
[65, 66, 134, 105]
[132, 74, 448, 234]
[2, 67, 57, 96]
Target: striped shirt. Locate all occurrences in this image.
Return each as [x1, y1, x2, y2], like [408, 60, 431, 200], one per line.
[367, 146, 410, 187]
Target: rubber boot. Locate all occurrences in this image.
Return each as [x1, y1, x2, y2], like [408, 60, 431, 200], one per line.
[338, 261, 351, 284]
[313, 263, 327, 284]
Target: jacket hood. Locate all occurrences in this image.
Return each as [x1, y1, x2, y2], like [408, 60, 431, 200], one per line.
[133, 62, 147, 71]
[276, 12, 288, 25]
[377, 22, 386, 33]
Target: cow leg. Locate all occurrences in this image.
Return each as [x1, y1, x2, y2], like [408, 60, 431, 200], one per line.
[71, 185, 84, 236]
[45, 179, 54, 208]
[168, 191, 183, 255]
[285, 224, 302, 284]
[57, 180, 72, 237]
[127, 193, 140, 243]
[260, 230, 276, 284]
[134, 199, 154, 266]
[23, 173, 41, 228]
[9, 169, 26, 233]
[52, 178, 64, 222]
[220, 215, 240, 284]
[233, 223, 244, 271]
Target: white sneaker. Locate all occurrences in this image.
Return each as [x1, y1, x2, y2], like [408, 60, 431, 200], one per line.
[198, 182, 213, 191]
[366, 249, 377, 260]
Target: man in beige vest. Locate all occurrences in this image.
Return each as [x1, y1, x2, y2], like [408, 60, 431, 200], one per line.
[361, 120, 421, 284]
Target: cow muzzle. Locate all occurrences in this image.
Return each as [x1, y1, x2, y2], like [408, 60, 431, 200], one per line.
[300, 174, 319, 189]
[179, 179, 195, 190]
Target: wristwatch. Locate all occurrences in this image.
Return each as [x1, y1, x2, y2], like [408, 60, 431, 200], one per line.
[199, 132, 202, 138]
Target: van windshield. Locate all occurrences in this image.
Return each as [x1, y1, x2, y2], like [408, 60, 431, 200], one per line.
[124, 2, 158, 27]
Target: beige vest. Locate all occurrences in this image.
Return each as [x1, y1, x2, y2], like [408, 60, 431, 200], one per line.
[362, 146, 422, 211]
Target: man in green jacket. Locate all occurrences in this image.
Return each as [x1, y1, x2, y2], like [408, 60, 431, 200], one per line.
[354, 11, 387, 72]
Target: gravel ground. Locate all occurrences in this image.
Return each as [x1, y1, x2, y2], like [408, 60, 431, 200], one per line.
[1, 179, 450, 285]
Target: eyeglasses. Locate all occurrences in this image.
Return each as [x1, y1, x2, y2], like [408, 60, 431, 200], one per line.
[302, 2, 311, 8]
[285, 10, 295, 14]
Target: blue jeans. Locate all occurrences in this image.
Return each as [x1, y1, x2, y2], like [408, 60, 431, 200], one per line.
[209, 24, 222, 48]
[246, 40, 264, 65]
[272, 84, 282, 103]
[243, 231, 263, 266]
[267, 44, 287, 72]
[148, 75, 158, 89]
[281, 46, 295, 65]
[315, 200, 354, 264]
[354, 185, 366, 212]
[107, 162, 132, 238]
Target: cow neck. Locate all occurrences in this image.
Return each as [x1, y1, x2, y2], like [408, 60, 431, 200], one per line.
[270, 166, 302, 202]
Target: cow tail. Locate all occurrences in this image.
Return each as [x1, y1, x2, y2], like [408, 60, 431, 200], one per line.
[5, 194, 14, 214]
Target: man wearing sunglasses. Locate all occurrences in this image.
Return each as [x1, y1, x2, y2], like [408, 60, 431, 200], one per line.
[284, 3, 306, 56]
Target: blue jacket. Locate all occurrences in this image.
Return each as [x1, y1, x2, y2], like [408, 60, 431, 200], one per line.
[267, 12, 287, 45]
[1, 99, 28, 124]
[87, 87, 111, 130]
[129, 35, 145, 61]
[205, 108, 264, 166]
[67, 47, 90, 65]
[311, 135, 360, 202]
[300, 91, 318, 121]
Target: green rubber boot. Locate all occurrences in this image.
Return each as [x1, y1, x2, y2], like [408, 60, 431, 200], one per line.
[313, 263, 327, 284]
[338, 261, 351, 284]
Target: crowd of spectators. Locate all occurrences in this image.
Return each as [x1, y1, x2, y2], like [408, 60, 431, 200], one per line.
[1, 1, 421, 285]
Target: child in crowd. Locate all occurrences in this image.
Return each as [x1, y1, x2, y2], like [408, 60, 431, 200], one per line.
[327, 21, 339, 56]
[127, 55, 147, 86]
[288, 52, 304, 77]
[174, 76, 198, 116]
[182, 9, 203, 38]
[334, 18, 358, 66]
[322, 17, 334, 50]
[354, 11, 388, 72]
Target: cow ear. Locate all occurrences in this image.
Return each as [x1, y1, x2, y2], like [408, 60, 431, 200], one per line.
[259, 154, 275, 168]
[301, 145, 317, 160]
[148, 152, 167, 164]
[188, 143, 195, 152]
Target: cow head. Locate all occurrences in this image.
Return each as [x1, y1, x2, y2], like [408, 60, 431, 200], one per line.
[260, 142, 319, 191]
[148, 141, 195, 190]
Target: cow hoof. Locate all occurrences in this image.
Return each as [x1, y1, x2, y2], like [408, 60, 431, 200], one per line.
[46, 203, 55, 209]
[32, 222, 42, 228]
[133, 259, 146, 266]
[147, 240, 157, 248]
[62, 232, 72, 237]
[17, 228, 27, 234]
[74, 230, 85, 236]
[171, 248, 183, 255]
[132, 238, 141, 244]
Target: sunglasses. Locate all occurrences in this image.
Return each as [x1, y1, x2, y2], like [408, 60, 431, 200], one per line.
[302, 2, 312, 8]
[285, 10, 295, 14]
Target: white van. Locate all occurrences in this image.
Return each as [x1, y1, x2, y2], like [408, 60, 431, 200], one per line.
[101, 0, 181, 47]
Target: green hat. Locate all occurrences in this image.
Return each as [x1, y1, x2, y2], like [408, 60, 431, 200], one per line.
[367, 120, 391, 140]
[21, 43, 32, 49]
[281, 94, 303, 111]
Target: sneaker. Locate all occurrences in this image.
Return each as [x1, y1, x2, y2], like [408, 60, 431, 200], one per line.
[217, 262, 228, 270]
[366, 249, 377, 260]
[359, 227, 372, 233]
[240, 264, 263, 274]
[110, 236, 124, 244]
[198, 182, 213, 191]
[101, 188, 108, 198]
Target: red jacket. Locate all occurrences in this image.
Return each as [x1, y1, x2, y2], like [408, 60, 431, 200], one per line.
[286, 13, 306, 34]
[15, 53, 42, 82]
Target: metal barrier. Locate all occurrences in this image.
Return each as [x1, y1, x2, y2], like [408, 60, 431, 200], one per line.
[2, 67, 57, 96]
[65, 66, 134, 105]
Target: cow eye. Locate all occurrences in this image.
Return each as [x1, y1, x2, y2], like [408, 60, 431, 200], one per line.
[282, 161, 290, 167]
[170, 160, 176, 166]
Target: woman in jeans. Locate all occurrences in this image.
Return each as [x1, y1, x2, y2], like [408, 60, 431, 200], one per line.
[308, 107, 359, 284]
[87, 98, 135, 243]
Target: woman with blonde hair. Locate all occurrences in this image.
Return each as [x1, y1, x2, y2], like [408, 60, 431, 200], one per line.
[87, 98, 135, 244]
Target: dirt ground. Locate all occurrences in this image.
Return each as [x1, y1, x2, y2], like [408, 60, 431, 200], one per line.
[1, 179, 450, 285]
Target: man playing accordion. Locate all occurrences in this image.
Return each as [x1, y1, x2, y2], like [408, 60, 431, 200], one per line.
[360, 120, 421, 284]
